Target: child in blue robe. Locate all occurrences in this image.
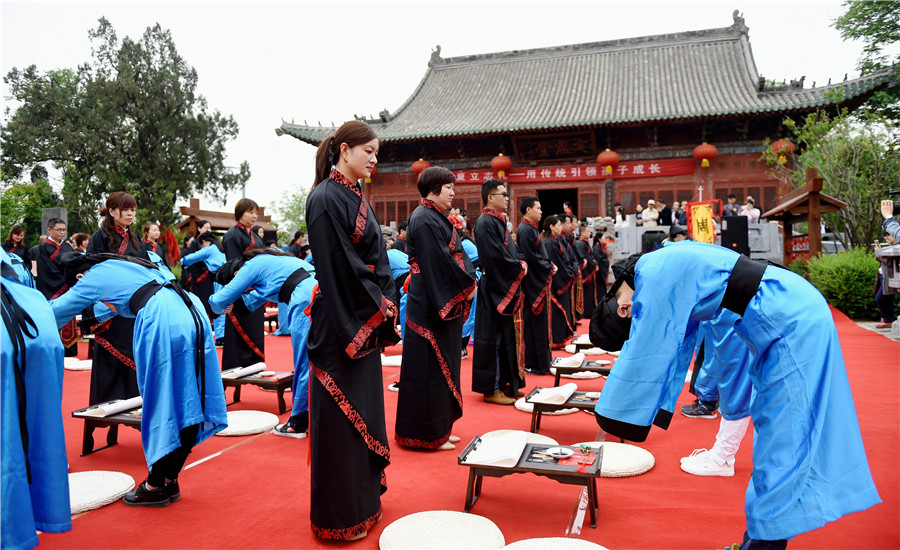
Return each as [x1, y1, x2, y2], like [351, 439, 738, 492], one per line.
[181, 234, 227, 341]
[209, 249, 316, 437]
[591, 241, 880, 548]
[50, 254, 228, 507]
[2, 268, 72, 549]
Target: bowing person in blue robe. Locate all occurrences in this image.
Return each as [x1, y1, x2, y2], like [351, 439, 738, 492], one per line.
[1, 248, 35, 289]
[209, 249, 316, 438]
[182, 232, 227, 342]
[50, 253, 228, 507]
[1, 260, 71, 550]
[590, 241, 880, 549]
[386, 247, 410, 341]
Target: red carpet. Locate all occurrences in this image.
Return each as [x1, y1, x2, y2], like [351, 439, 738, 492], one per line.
[38, 308, 898, 549]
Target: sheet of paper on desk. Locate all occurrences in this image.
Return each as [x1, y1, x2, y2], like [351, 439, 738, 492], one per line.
[465, 431, 528, 468]
[555, 353, 585, 368]
[531, 383, 578, 405]
[73, 396, 143, 417]
[221, 362, 266, 379]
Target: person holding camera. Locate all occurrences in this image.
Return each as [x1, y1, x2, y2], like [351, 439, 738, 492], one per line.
[881, 199, 900, 242]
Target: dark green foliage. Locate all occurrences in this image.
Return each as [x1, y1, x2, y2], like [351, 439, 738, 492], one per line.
[787, 258, 809, 279]
[1, 17, 250, 231]
[833, 0, 900, 121]
[0, 177, 61, 248]
[806, 248, 880, 320]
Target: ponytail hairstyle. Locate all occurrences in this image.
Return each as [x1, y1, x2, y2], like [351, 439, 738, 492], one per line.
[98, 191, 142, 252]
[541, 215, 560, 241]
[313, 120, 379, 187]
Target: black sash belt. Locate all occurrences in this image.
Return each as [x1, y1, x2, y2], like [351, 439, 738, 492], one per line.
[278, 268, 311, 305]
[128, 278, 207, 412]
[720, 254, 767, 316]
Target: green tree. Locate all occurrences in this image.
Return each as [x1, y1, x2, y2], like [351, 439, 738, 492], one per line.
[761, 108, 900, 249]
[1, 17, 250, 231]
[833, 0, 900, 119]
[0, 175, 62, 248]
[272, 186, 310, 245]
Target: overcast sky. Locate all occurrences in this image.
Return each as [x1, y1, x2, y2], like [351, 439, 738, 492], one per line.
[1, 1, 875, 227]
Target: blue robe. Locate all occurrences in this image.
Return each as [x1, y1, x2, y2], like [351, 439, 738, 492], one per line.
[2, 275, 71, 550]
[182, 245, 227, 339]
[50, 260, 228, 467]
[386, 249, 410, 340]
[208, 254, 316, 416]
[461, 238, 479, 339]
[594, 241, 880, 540]
[698, 309, 753, 420]
[1, 249, 35, 289]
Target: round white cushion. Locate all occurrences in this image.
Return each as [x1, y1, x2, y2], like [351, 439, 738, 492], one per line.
[216, 410, 279, 436]
[379, 510, 505, 549]
[575, 441, 655, 477]
[69, 470, 135, 514]
[504, 537, 609, 549]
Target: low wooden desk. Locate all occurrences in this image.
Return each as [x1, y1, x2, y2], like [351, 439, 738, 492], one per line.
[525, 388, 600, 433]
[222, 371, 293, 414]
[552, 358, 613, 387]
[71, 408, 142, 456]
[458, 438, 603, 528]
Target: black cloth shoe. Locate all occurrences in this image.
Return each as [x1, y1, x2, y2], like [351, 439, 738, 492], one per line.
[123, 481, 171, 508]
[166, 479, 181, 503]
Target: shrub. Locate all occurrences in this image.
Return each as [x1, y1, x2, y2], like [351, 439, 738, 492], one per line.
[806, 248, 879, 320]
[787, 258, 809, 279]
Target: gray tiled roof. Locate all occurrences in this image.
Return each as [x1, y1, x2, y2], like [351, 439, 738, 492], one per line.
[277, 15, 894, 145]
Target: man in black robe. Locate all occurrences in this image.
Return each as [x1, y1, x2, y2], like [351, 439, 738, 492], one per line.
[472, 180, 527, 405]
[35, 218, 78, 357]
[391, 221, 408, 253]
[516, 197, 555, 375]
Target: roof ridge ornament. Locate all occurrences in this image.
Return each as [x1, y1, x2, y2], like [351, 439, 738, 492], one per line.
[429, 45, 443, 67]
[731, 10, 748, 34]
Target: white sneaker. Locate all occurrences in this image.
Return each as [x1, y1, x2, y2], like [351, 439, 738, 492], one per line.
[680, 452, 734, 477]
[680, 448, 709, 465]
[387, 382, 399, 392]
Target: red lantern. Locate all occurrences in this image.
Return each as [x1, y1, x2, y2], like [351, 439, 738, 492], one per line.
[597, 149, 620, 175]
[693, 143, 718, 168]
[491, 153, 512, 179]
[411, 158, 431, 175]
[770, 139, 795, 164]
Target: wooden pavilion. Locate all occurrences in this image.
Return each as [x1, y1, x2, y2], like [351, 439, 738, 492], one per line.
[276, 12, 893, 228]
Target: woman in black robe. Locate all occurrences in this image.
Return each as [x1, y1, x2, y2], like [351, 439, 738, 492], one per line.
[221, 200, 265, 370]
[543, 216, 574, 348]
[574, 225, 598, 320]
[84, 191, 147, 404]
[592, 234, 610, 298]
[306, 120, 399, 541]
[395, 167, 476, 451]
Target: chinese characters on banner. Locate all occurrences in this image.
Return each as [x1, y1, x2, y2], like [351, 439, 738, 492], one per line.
[689, 203, 716, 244]
[452, 159, 696, 184]
[788, 234, 810, 262]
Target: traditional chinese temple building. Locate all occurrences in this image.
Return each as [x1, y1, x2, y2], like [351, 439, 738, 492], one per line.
[276, 12, 893, 228]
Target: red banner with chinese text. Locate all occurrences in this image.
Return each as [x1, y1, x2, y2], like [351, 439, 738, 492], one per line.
[451, 158, 696, 184]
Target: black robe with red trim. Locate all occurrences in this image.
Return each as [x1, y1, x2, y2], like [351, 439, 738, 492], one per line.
[593, 242, 610, 296]
[546, 235, 575, 348]
[395, 201, 476, 449]
[516, 220, 554, 374]
[84, 228, 147, 403]
[222, 223, 265, 370]
[35, 239, 79, 357]
[306, 169, 399, 540]
[574, 238, 599, 319]
[471, 209, 526, 396]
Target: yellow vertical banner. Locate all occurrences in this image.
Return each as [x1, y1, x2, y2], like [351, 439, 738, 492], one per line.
[690, 203, 715, 243]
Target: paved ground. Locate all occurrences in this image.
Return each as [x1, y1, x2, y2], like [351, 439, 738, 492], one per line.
[854, 320, 900, 342]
